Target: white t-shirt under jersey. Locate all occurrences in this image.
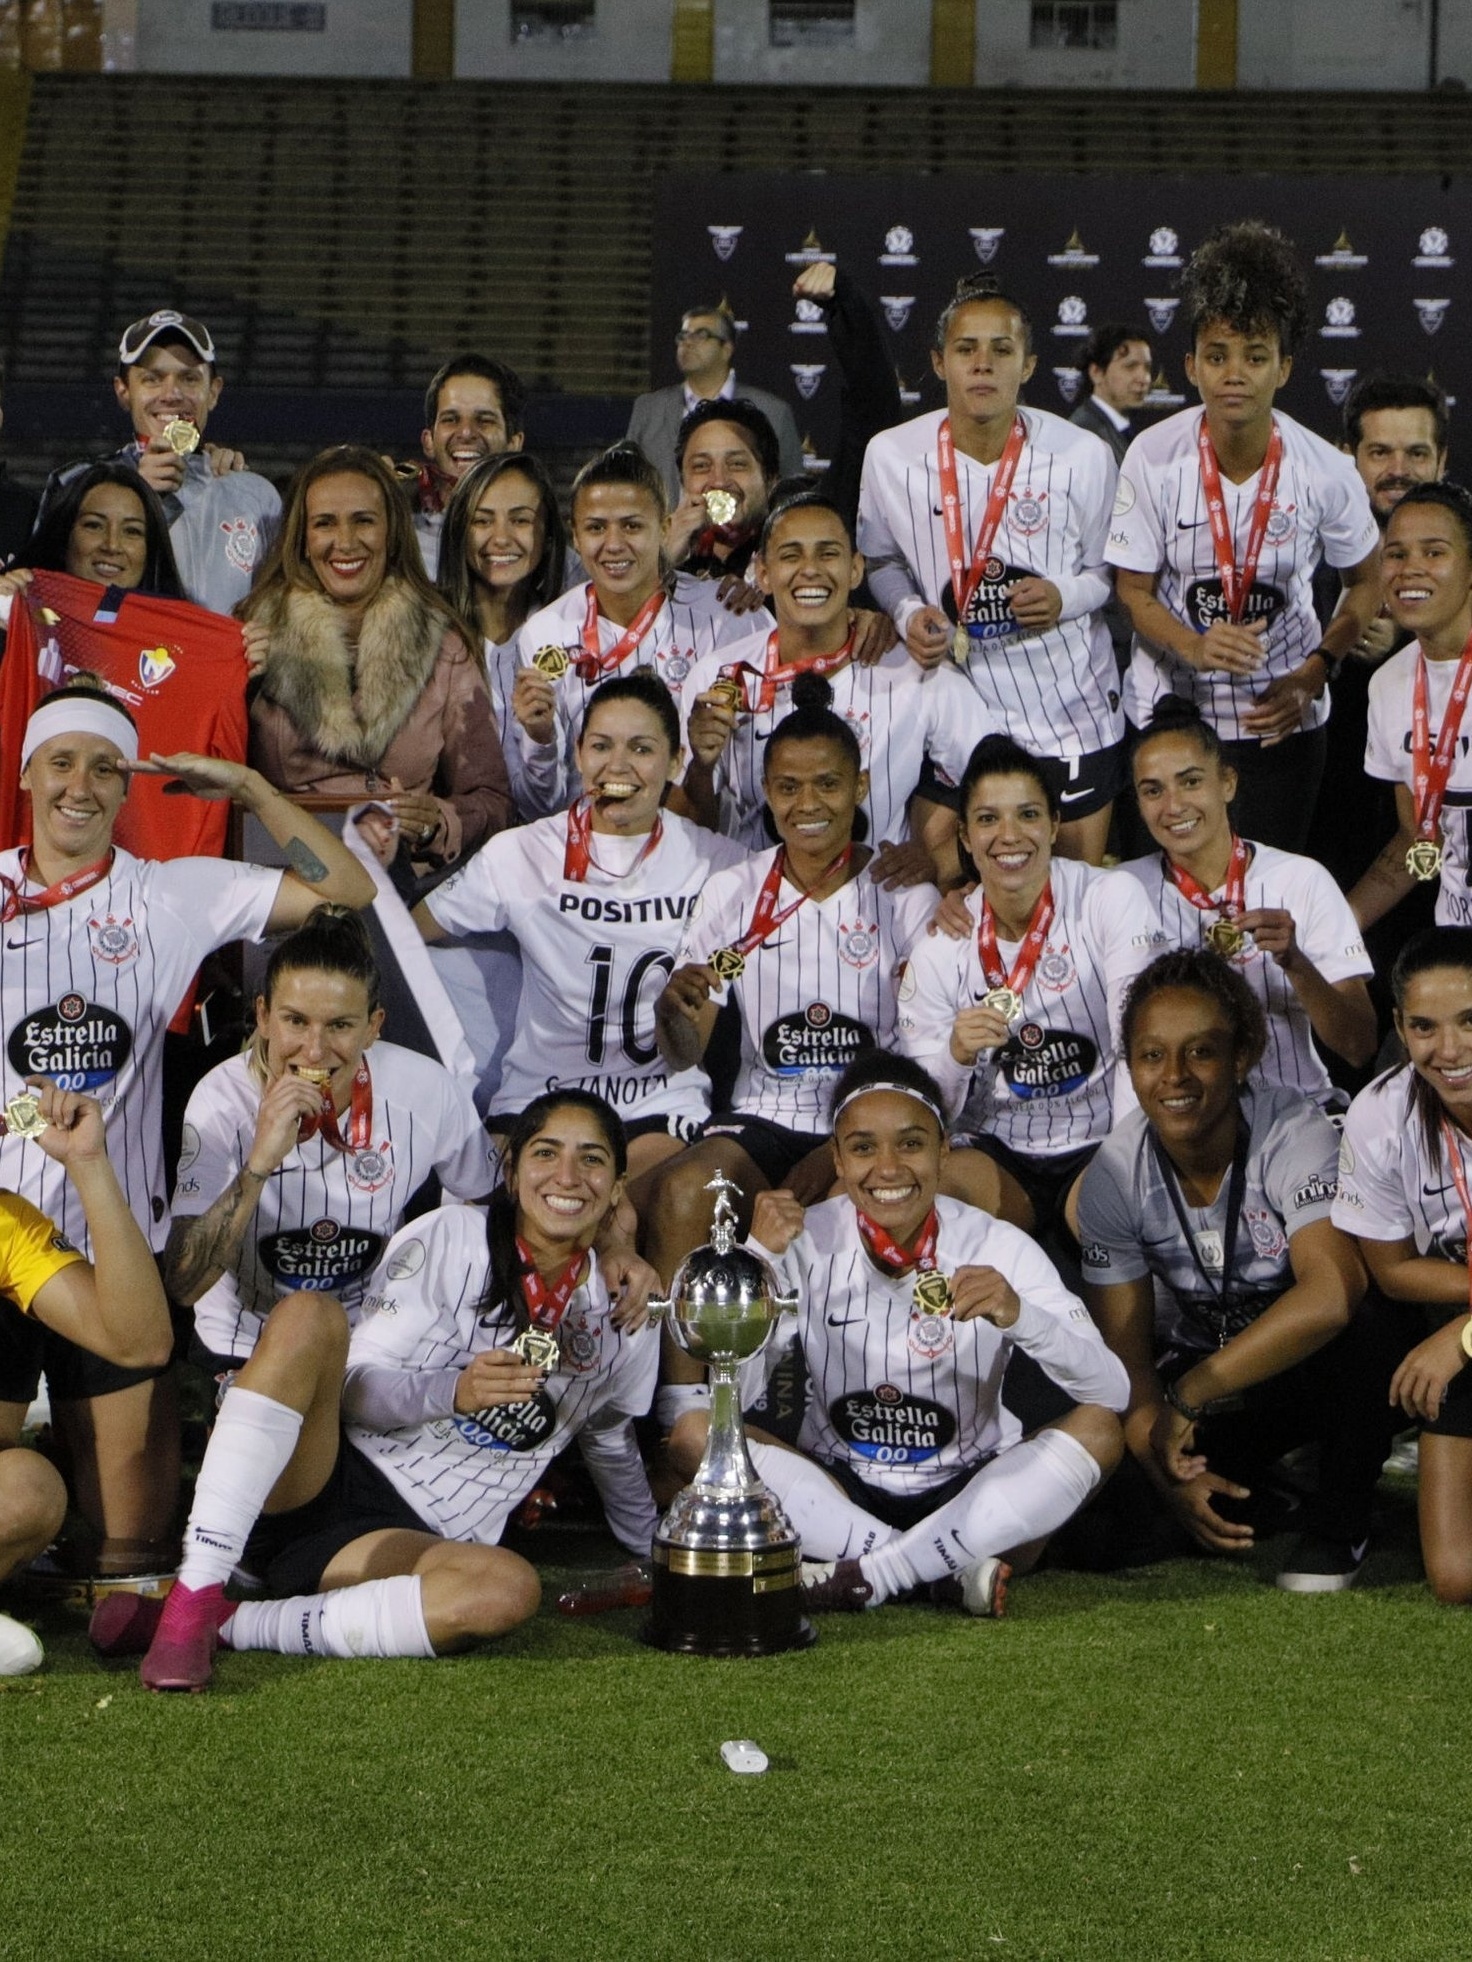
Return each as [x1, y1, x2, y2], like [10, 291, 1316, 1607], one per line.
[175, 1041, 497, 1363]
[511, 577, 760, 817]
[0, 848, 281, 1252]
[673, 846, 936, 1131]
[1106, 406, 1378, 739]
[896, 856, 1157, 1157]
[857, 404, 1121, 759]
[679, 630, 996, 853]
[1120, 842, 1371, 1104]
[752, 1194, 1128, 1494]
[1333, 1065, 1471, 1262]
[343, 1205, 659, 1548]
[1366, 640, 1472, 927]
[426, 808, 747, 1125]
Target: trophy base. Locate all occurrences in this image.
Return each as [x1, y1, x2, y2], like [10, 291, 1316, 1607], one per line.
[641, 1537, 816, 1657]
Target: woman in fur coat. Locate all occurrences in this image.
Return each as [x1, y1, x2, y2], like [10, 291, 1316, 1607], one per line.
[241, 445, 512, 886]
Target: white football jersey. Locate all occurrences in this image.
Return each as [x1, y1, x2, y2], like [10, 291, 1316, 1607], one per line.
[1366, 641, 1472, 928]
[174, 1042, 497, 1362]
[896, 856, 1156, 1156]
[674, 847, 936, 1129]
[0, 848, 281, 1251]
[1120, 842, 1371, 1104]
[343, 1204, 659, 1544]
[679, 629, 996, 853]
[1333, 1066, 1471, 1260]
[753, 1195, 1127, 1494]
[510, 578, 758, 816]
[857, 405, 1121, 758]
[427, 808, 747, 1124]
[1107, 407, 1378, 739]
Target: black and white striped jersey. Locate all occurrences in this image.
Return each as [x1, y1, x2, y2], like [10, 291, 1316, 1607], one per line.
[343, 1205, 659, 1547]
[858, 405, 1121, 758]
[896, 857, 1157, 1156]
[753, 1194, 1127, 1494]
[1334, 1066, 1471, 1262]
[175, 1042, 497, 1363]
[1107, 407, 1378, 740]
[1366, 640, 1472, 929]
[0, 848, 281, 1251]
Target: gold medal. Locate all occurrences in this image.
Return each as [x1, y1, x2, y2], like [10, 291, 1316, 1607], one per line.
[532, 645, 570, 680]
[162, 418, 199, 456]
[703, 489, 738, 527]
[709, 675, 746, 714]
[911, 1270, 953, 1318]
[1407, 839, 1443, 881]
[951, 624, 971, 665]
[512, 1326, 561, 1373]
[293, 1066, 333, 1087]
[1204, 917, 1246, 959]
[982, 986, 1022, 1025]
[2, 1092, 47, 1141]
[710, 946, 746, 983]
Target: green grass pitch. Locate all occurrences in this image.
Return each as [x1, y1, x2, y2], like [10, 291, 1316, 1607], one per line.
[5, 1491, 1472, 1962]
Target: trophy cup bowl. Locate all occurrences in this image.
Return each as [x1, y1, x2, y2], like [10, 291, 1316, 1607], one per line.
[642, 1177, 815, 1657]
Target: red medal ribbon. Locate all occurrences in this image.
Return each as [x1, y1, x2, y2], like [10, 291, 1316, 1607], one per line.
[856, 1206, 941, 1279]
[724, 844, 854, 965]
[1165, 832, 1251, 926]
[1195, 416, 1283, 624]
[562, 796, 664, 882]
[937, 413, 1028, 631]
[976, 880, 1055, 1001]
[1439, 1118, 1472, 1311]
[298, 1058, 373, 1154]
[0, 849, 113, 926]
[575, 583, 667, 685]
[515, 1237, 587, 1330]
[1411, 633, 1472, 846]
[719, 626, 857, 715]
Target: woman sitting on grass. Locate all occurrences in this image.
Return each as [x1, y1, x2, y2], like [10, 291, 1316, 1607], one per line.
[736, 1050, 1127, 1617]
[93, 1090, 658, 1689]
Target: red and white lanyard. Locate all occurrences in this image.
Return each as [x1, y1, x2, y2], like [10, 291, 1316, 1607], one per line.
[1411, 634, 1472, 848]
[575, 584, 667, 685]
[937, 413, 1027, 626]
[562, 797, 663, 882]
[298, 1058, 372, 1154]
[718, 625, 856, 715]
[856, 1206, 941, 1278]
[1165, 833, 1250, 925]
[0, 850, 113, 926]
[976, 881, 1055, 1002]
[516, 1239, 587, 1330]
[1195, 416, 1282, 623]
[726, 845, 853, 964]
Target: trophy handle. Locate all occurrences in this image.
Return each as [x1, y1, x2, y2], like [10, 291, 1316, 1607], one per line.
[644, 1296, 671, 1324]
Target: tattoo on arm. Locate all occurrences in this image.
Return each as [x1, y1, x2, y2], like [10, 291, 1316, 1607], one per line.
[165, 1166, 269, 1304]
[285, 835, 329, 884]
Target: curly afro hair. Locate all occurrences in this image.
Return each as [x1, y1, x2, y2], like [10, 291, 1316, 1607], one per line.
[1180, 220, 1310, 357]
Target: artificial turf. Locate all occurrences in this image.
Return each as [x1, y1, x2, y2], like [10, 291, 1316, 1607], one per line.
[5, 1488, 1471, 1962]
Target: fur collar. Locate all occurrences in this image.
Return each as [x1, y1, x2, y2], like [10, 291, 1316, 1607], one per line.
[258, 579, 448, 768]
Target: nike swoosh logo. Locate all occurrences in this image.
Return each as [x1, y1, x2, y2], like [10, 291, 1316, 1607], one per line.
[1059, 788, 1093, 804]
[826, 1314, 866, 1327]
[1177, 517, 1208, 530]
[1423, 1181, 1452, 1197]
[5, 937, 41, 950]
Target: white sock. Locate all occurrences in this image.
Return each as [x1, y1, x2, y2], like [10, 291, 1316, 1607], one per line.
[750, 1443, 893, 1560]
[860, 1428, 1102, 1604]
[223, 1575, 434, 1659]
[177, 1387, 304, 1592]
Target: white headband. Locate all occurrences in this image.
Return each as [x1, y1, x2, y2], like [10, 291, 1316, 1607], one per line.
[21, 696, 139, 771]
[832, 1079, 948, 1130]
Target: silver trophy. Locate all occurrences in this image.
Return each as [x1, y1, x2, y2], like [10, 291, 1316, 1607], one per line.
[643, 1175, 815, 1656]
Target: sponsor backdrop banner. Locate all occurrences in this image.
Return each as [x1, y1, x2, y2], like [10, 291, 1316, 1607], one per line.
[652, 175, 1464, 468]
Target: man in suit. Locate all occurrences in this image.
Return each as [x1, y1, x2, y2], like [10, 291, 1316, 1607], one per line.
[1069, 323, 1152, 466]
[627, 304, 804, 504]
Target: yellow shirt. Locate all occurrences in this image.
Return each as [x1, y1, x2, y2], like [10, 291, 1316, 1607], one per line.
[0, 1189, 86, 1315]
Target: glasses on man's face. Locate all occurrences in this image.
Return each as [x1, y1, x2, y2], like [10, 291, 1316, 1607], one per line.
[676, 328, 725, 346]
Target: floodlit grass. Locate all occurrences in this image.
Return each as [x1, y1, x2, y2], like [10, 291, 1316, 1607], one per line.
[5, 1490, 1472, 1962]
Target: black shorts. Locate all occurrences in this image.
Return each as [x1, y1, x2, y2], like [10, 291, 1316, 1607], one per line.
[1052, 740, 1128, 823]
[244, 1437, 433, 1597]
[699, 1113, 828, 1189]
[824, 1453, 992, 1533]
[953, 1134, 1097, 1236]
[623, 1111, 704, 1146]
[0, 1293, 168, 1406]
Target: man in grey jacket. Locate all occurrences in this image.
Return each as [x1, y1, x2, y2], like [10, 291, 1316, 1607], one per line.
[626, 303, 804, 504]
[40, 310, 280, 616]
